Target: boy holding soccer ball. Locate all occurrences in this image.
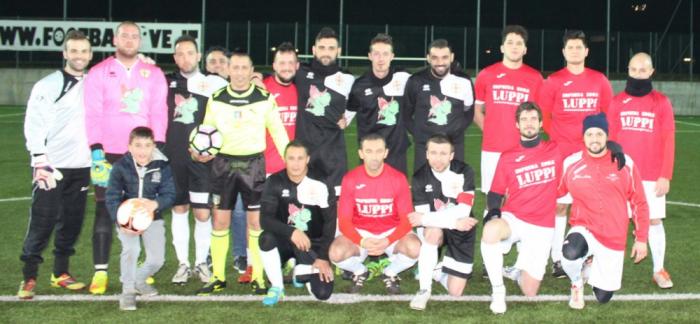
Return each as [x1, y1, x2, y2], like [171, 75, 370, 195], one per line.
[106, 127, 176, 310]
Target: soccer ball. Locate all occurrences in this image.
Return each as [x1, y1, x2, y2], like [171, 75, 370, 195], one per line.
[189, 125, 223, 156]
[117, 198, 154, 234]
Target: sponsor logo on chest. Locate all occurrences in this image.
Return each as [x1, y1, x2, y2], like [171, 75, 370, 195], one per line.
[491, 84, 530, 104]
[515, 159, 556, 188]
[561, 92, 600, 111]
[620, 110, 655, 132]
[355, 198, 394, 218]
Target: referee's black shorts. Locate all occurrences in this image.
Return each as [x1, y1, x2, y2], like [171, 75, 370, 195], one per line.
[210, 153, 265, 211]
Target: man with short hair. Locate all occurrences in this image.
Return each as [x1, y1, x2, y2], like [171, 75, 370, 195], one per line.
[480, 102, 563, 314]
[404, 39, 474, 171]
[559, 112, 649, 309]
[348, 33, 410, 174]
[407, 134, 478, 310]
[83, 21, 168, 294]
[18, 30, 93, 300]
[538, 30, 613, 277]
[205, 46, 229, 79]
[608, 52, 675, 289]
[473, 25, 543, 200]
[165, 35, 226, 285]
[259, 140, 336, 306]
[294, 27, 355, 197]
[329, 134, 420, 295]
[194, 50, 289, 295]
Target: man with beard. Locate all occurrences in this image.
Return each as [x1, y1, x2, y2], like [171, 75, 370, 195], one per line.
[608, 53, 676, 289]
[18, 30, 93, 299]
[404, 39, 474, 171]
[165, 35, 227, 285]
[480, 102, 564, 314]
[294, 27, 354, 197]
[473, 25, 543, 204]
[538, 31, 613, 278]
[348, 33, 410, 175]
[329, 134, 420, 295]
[83, 21, 168, 294]
[559, 113, 649, 310]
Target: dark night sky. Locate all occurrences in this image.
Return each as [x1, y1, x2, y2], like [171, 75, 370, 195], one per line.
[1, 0, 697, 33]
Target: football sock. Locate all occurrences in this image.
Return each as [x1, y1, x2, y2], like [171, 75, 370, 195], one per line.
[335, 256, 367, 275]
[260, 247, 283, 288]
[93, 201, 112, 269]
[551, 215, 567, 262]
[418, 242, 439, 291]
[249, 229, 264, 284]
[211, 229, 229, 281]
[649, 222, 666, 273]
[194, 217, 212, 265]
[384, 253, 417, 277]
[481, 242, 504, 287]
[561, 257, 584, 286]
[171, 209, 190, 267]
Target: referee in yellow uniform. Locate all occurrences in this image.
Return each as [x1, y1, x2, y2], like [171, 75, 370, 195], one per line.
[193, 49, 289, 295]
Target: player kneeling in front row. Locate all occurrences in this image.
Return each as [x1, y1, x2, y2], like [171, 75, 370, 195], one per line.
[106, 127, 176, 311]
[481, 102, 563, 314]
[330, 134, 420, 294]
[259, 141, 336, 306]
[559, 113, 649, 310]
[408, 134, 478, 311]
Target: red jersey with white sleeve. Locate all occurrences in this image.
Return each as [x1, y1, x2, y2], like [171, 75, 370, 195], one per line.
[490, 139, 562, 228]
[607, 90, 675, 181]
[475, 62, 543, 153]
[539, 68, 613, 157]
[337, 164, 413, 245]
[558, 150, 650, 251]
[263, 75, 298, 174]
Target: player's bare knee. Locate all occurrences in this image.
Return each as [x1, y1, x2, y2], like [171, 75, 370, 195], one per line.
[562, 232, 588, 260]
[481, 219, 506, 243]
[556, 204, 569, 216]
[172, 204, 189, 214]
[192, 208, 210, 222]
[650, 219, 662, 225]
[423, 228, 444, 246]
[398, 234, 421, 258]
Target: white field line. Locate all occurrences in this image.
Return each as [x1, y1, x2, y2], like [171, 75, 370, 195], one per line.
[0, 193, 93, 203]
[2, 293, 700, 303]
[676, 120, 700, 127]
[0, 113, 24, 118]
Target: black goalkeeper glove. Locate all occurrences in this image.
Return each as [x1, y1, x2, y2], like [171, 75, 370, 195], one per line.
[484, 208, 502, 224]
[606, 140, 626, 171]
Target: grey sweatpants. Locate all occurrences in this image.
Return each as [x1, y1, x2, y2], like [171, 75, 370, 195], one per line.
[117, 219, 165, 292]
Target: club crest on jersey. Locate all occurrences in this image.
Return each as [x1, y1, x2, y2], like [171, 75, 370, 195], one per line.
[281, 189, 290, 197]
[377, 97, 399, 126]
[306, 72, 314, 79]
[151, 171, 161, 183]
[173, 94, 198, 124]
[306, 85, 331, 117]
[140, 69, 151, 78]
[119, 85, 144, 114]
[433, 198, 455, 211]
[422, 84, 430, 91]
[288, 204, 312, 231]
[425, 184, 433, 192]
[169, 81, 177, 88]
[364, 88, 373, 96]
[428, 95, 451, 125]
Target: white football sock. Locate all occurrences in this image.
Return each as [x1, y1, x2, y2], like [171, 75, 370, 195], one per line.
[260, 248, 284, 288]
[480, 242, 504, 287]
[171, 209, 190, 267]
[334, 256, 367, 275]
[561, 257, 585, 285]
[551, 216, 567, 262]
[437, 271, 449, 290]
[649, 223, 666, 273]
[194, 217, 212, 265]
[418, 242, 438, 291]
[384, 253, 417, 277]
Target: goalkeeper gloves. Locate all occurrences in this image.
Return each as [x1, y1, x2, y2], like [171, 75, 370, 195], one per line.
[606, 140, 626, 171]
[31, 154, 63, 191]
[90, 148, 112, 187]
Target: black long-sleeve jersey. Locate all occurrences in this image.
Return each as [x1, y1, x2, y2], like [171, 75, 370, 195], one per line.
[412, 160, 476, 211]
[260, 169, 336, 260]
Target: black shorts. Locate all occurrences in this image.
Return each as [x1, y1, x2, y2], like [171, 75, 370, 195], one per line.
[210, 153, 265, 211]
[263, 232, 324, 266]
[440, 227, 476, 279]
[171, 156, 212, 209]
[94, 153, 123, 202]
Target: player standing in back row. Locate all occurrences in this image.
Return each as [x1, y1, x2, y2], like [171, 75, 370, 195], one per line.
[538, 30, 613, 278]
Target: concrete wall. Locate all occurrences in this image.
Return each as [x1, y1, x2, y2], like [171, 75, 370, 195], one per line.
[2, 68, 699, 115]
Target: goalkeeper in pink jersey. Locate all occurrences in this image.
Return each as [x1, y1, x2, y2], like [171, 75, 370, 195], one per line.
[83, 21, 168, 294]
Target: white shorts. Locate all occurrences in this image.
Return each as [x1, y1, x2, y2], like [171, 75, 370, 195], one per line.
[642, 181, 666, 219]
[480, 151, 502, 193]
[568, 226, 625, 291]
[499, 212, 554, 280]
[357, 228, 398, 260]
[557, 193, 573, 205]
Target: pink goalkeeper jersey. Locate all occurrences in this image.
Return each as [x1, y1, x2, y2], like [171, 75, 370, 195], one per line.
[539, 68, 613, 157]
[84, 57, 168, 154]
[475, 62, 543, 153]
